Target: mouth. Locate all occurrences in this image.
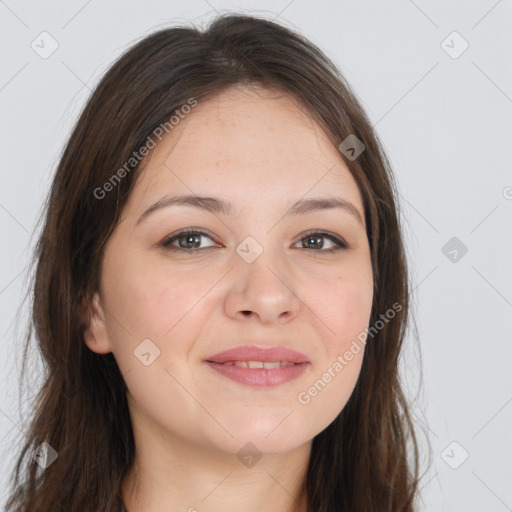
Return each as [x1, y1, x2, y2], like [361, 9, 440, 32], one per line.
[204, 345, 310, 387]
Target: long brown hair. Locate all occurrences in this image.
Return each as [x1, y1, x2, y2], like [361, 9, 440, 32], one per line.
[6, 13, 424, 512]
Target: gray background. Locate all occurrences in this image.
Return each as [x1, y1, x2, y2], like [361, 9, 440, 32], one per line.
[1, 0, 511, 510]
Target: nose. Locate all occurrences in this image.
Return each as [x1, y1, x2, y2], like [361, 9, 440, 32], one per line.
[224, 250, 301, 325]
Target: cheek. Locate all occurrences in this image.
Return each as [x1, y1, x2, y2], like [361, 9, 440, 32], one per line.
[295, 265, 372, 426]
[307, 263, 373, 347]
[101, 256, 221, 386]
[336, 274, 374, 343]
[102, 253, 205, 338]
[101, 264, 210, 407]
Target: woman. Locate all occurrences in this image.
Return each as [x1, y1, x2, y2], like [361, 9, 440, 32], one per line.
[6, 13, 421, 512]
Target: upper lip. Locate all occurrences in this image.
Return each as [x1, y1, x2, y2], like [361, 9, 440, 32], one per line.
[205, 345, 310, 364]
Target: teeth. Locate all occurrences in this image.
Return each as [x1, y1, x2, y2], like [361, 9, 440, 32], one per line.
[263, 361, 281, 369]
[226, 361, 296, 369]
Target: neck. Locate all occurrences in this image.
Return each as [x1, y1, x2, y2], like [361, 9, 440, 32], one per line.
[121, 426, 311, 512]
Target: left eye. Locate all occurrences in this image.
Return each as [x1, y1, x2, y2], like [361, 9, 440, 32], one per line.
[161, 230, 347, 252]
[293, 231, 347, 251]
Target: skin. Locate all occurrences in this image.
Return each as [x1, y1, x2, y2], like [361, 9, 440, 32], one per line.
[84, 85, 374, 512]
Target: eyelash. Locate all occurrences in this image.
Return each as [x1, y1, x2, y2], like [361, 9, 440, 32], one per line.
[160, 228, 348, 253]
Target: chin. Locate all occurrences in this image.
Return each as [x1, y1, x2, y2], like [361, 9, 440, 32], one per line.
[229, 422, 312, 454]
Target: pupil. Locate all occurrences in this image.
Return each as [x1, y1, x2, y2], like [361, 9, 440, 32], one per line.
[180, 234, 200, 248]
[305, 235, 323, 249]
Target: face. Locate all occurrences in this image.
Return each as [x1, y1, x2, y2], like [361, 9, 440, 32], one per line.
[85, 86, 373, 459]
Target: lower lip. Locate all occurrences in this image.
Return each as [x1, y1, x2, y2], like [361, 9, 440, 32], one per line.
[204, 362, 309, 387]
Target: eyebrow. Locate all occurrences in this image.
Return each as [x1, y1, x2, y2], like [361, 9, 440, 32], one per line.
[136, 194, 365, 227]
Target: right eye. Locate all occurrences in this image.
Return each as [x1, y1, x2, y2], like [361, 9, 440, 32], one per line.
[160, 229, 220, 252]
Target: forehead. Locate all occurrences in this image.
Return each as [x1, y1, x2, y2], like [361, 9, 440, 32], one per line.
[130, 86, 364, 214]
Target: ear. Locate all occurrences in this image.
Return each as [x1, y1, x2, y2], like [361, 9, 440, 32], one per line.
[82, 292, 113, 355]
